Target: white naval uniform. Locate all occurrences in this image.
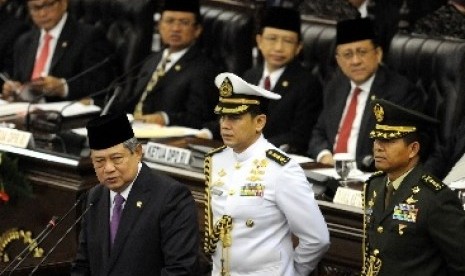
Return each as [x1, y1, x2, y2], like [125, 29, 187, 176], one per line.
[209, 135, 330, 276]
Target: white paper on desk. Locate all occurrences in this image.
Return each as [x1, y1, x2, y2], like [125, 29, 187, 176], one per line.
[310, 167, 372, 182]
[0, 102, 29, 117]
[132, 122, 200, 138]
[34, 102, 101, 117]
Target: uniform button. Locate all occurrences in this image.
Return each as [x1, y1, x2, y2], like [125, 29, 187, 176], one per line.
[245, 219, 254, 227]
[377, 226, 384, 233]
[228, 189, 235, 195]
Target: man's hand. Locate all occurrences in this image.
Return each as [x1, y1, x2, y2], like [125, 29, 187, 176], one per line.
[319, 153, 335, 166]
[2, 80, 23, 101]
[29, 76, 66, 98]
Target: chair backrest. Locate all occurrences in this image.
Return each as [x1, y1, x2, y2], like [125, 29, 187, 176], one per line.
[199, 3, 254, 75]
[69, 0, 155, 87]
[300, 16, 337, 87]
[386, 33, 465, 142]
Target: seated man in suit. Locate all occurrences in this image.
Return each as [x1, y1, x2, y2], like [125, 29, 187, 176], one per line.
[424, 117, 465, 184]
[200, 7, 322, 155]
[242, 6, 322, 155]
[118, 0, 218, 129]
[1, 0, 114, 102]
[307, 18, 424, 170]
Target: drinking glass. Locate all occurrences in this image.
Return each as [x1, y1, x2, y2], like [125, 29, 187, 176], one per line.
[334, 153, 356, 182]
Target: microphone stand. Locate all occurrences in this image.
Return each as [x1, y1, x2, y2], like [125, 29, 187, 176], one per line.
[0, 216, 58, 275]
[28, 201, 94, 276]
[2, 194, 86, 275]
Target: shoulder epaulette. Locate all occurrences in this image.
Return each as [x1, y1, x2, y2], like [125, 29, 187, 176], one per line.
[420, 174, 446, 192]
[205, 145, 226, 157]
[366, 170, 385, 183]
[266, 149, 290, 166]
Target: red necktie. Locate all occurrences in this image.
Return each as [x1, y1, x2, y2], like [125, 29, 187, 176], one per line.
[31, 33, 53, 80]
[334, 87, 362, 153]
[264, 75, 271, 91]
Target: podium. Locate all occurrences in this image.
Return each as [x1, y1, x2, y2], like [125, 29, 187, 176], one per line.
[0, 144, 98, 275]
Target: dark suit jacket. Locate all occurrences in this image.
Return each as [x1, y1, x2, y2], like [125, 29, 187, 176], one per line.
[363, 165, 465, 275]
[71, 164, 200, 276]
[0, 9, 29, 76]
[121, 43, 219, 129]
[12, 15, 114, 101]
[307, 65, 424, 170]
[424, 118, 465, 179]
[243, 60, 322, 154]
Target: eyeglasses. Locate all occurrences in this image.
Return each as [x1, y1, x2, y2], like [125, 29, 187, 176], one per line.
[92, 154, 127, 169]
[261, 35, 298, 47]
[28, 0, 59, 14]
[337, 48, 377, 60]
[160, 18, 196, 28]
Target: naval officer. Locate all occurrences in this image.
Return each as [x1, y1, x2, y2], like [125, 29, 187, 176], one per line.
[204, 72, 330, 276]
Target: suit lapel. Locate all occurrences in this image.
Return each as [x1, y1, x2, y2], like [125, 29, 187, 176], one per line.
[89, 187, 111, 273]
[50, 18, 75, 70]
[106, 166, 151, 270]
[25, 30, 41, 79]
[156, 44, 200, 89]
[356, 68, 386, 158]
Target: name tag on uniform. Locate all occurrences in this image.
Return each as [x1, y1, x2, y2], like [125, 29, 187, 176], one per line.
[240, 183, 264, 197]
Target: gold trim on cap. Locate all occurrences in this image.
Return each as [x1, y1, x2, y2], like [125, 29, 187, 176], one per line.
[219, 77, 233, 97]
[214, 105, 249, 114]
[373, 104, 384, 123]
[219, 97, 260, 105]
[375, 124, 416, 132]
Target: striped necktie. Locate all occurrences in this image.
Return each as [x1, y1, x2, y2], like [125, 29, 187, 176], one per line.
[134, 53, 171, 116]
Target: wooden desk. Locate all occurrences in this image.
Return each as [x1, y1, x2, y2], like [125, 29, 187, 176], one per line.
[0, 138, 363, 275]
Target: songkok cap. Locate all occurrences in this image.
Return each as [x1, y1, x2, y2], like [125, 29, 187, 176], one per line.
[162, 0, 200, 15]
[86, 113, 134, 150]
[369, 99, 438, 140]
[336, 18, 376, 45]
[261, 7, 301, 34]
[214, 72, 281, 115]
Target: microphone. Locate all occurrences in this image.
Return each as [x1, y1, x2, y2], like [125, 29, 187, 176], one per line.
[101, 86, 122, 115]
[26, 71, 147, 137]
[23, 55, 115, 130]
[0, 216, 59, 275]
[3, 193, 87, 275]
[28, 200, 94, 276]
[361, 155, 375, 172]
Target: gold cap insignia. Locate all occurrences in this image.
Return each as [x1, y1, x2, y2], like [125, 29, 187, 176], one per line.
[219, 77, 233, 97]
[374, 103, 384, 122]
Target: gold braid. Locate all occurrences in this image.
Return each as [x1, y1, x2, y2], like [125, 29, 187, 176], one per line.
[361, 181, 382, 276]
[203, 155, 220, 255]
